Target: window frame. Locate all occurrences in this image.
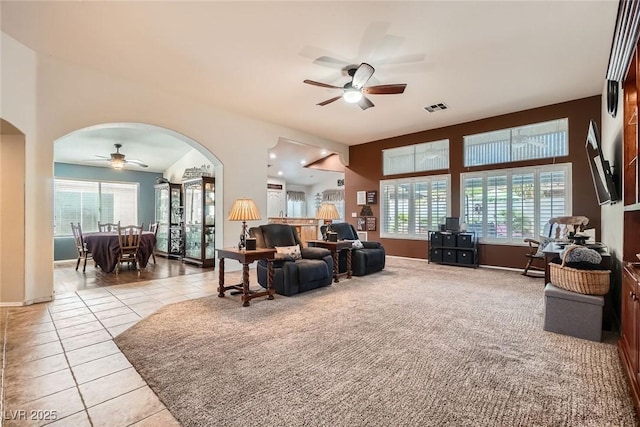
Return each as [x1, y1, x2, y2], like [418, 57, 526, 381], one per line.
[54, 178, 139, 237]
[382, 139, 450, 176]
[380, 174, 451, 240]
[463, 118, 569, 167]
[460, 163, 572, 245]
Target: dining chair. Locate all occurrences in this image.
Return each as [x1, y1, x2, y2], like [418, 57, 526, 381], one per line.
[149, 222, 159, 264]
[98, 221, 120, 232]
[116, 224, 144, 274]
[70, 222, 93, 273]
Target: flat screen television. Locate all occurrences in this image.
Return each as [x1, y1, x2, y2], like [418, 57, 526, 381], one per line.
[585, 119, 618, 205]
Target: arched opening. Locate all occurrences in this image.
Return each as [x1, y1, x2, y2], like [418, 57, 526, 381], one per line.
[0, 119, 26, 304]
[53, 123, 223, 293]
[266, 138, 346, 242]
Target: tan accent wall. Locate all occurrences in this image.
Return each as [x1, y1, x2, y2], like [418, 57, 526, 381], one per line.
[346, 96, 603, 269]
[0, 133, 26, 303]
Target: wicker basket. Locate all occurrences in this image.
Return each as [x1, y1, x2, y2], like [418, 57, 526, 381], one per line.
[549, 246, 610, 295]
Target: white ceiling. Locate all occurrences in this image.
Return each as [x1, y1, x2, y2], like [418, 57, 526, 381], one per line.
[2, 1, 618, 167]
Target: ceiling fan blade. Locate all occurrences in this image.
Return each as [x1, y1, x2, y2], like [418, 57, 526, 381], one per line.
[358, 97, 375, 110]
[303, 80, 342, 90]
[94, 155, 109, 159]
[83, 158, 110, 162]
[312, 56, 351, 69]
[125, 159, 148, 168]
[364, 84, 407, 95]
[375, 53, 427, 65]
[352, 63, 375, 90]
[317, 96, 342, 106]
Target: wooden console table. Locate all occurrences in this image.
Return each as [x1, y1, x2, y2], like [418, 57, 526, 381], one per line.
[216, 248, 276, 307]
[307, 240, 352, 283]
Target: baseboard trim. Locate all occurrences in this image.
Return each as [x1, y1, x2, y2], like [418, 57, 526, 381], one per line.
[0, 295, 54, 307]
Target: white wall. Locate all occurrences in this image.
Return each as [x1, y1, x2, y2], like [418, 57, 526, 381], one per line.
[309, 171, 345, 217]
[600, 79, 624, 260]
[164, 150, 215, 184]
[1, 32, 349, 304]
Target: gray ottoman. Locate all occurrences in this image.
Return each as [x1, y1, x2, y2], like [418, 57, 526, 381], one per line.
[543, 283, 604, 342]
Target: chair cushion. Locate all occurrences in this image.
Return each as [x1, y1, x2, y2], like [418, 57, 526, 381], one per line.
[296, 259, 330, 283]
[275, 244, 302, 260]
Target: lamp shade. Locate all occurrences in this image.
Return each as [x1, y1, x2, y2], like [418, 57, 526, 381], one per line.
[228, 198, 261, 221]
[316, 203, 340, 221]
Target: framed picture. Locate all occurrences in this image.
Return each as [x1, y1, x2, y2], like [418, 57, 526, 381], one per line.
[366, 191, 377, 204]
[356, 217, 366, 231]
[366, 217, 377, 231]
[357, 191, 366, 205]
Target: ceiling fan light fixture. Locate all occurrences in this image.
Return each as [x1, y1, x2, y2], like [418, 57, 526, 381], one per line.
[110, 152, 126, 170]
[111, 159, 125, 170]
[343, 89, 363, 104]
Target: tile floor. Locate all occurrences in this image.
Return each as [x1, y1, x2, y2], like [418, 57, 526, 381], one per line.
[0, 269, 243, 426]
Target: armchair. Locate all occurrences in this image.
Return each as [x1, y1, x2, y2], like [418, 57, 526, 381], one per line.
[249, 224, 333, 296]
[328, 222, 385, 276]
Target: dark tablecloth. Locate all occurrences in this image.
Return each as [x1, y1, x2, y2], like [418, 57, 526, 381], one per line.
[84, 231, 156, 273]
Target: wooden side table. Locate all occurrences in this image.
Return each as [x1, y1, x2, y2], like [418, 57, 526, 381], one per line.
[216, 248, 276, 307]
[307, 240, 352, 283]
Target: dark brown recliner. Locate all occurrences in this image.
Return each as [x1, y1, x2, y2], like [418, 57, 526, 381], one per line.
[249, 224, 333, 296]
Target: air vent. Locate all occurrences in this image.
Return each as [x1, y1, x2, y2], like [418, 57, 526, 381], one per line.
[424, 102, 449, 113]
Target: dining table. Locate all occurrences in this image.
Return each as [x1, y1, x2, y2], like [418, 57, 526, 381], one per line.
[84, 231, 156, 273]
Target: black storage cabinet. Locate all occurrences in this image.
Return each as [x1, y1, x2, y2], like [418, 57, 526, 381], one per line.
[428, 231, 478, 268]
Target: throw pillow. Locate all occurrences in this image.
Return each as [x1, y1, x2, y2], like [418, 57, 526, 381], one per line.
[534, 235, 554, 256]
[275, 244, 302, 260]
[561, 245, 602, 265]
[351, 239, 364, 249]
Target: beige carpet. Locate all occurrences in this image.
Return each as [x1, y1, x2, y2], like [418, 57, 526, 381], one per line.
[115, 257, 637, 426]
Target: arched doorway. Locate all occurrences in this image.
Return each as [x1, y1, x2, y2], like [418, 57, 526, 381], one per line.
[53, 123, 223, 292]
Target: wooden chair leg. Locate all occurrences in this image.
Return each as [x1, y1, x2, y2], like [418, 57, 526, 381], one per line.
[83, 256, 88, 273]
[75, 257, 81, 271]
[522, 259, 532, 276]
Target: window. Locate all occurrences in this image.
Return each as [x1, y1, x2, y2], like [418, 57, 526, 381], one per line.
[383, 140, 449, 175]
[464, 118, 568, 167]
[286, 191, 306, 218]
[381, 175, 450, 239]
[461, 163, 571, 243]
[54, 179, 139, 236]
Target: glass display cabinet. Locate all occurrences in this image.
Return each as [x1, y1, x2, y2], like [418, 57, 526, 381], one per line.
[182, 176, 215, 267]
[154, 182, 183, 258]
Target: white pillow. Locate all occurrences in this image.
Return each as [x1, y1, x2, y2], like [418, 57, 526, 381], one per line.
[351, 239, 364, 249]
[275, 244, 302, 260]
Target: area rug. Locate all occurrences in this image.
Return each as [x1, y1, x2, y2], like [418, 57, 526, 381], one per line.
[115, 257, 637, 426]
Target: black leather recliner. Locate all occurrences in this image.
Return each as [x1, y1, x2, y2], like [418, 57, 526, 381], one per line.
[328, 222, 386, 276]
[249, 224, 334, 296]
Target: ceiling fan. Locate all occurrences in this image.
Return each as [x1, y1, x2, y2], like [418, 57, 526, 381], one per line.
[90, 144, 148, 169]
[303, 63, 406, 110]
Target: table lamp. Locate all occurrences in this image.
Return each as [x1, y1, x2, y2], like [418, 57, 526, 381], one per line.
[316, 203, 340, 224]
[228, 198, 261, 249]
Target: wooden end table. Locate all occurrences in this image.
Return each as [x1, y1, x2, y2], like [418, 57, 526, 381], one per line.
[307, 240, 352, 283]
[216, 248, 276, 307]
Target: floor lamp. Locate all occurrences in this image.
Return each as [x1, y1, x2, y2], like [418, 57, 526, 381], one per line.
[228, 198, 261, 249]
